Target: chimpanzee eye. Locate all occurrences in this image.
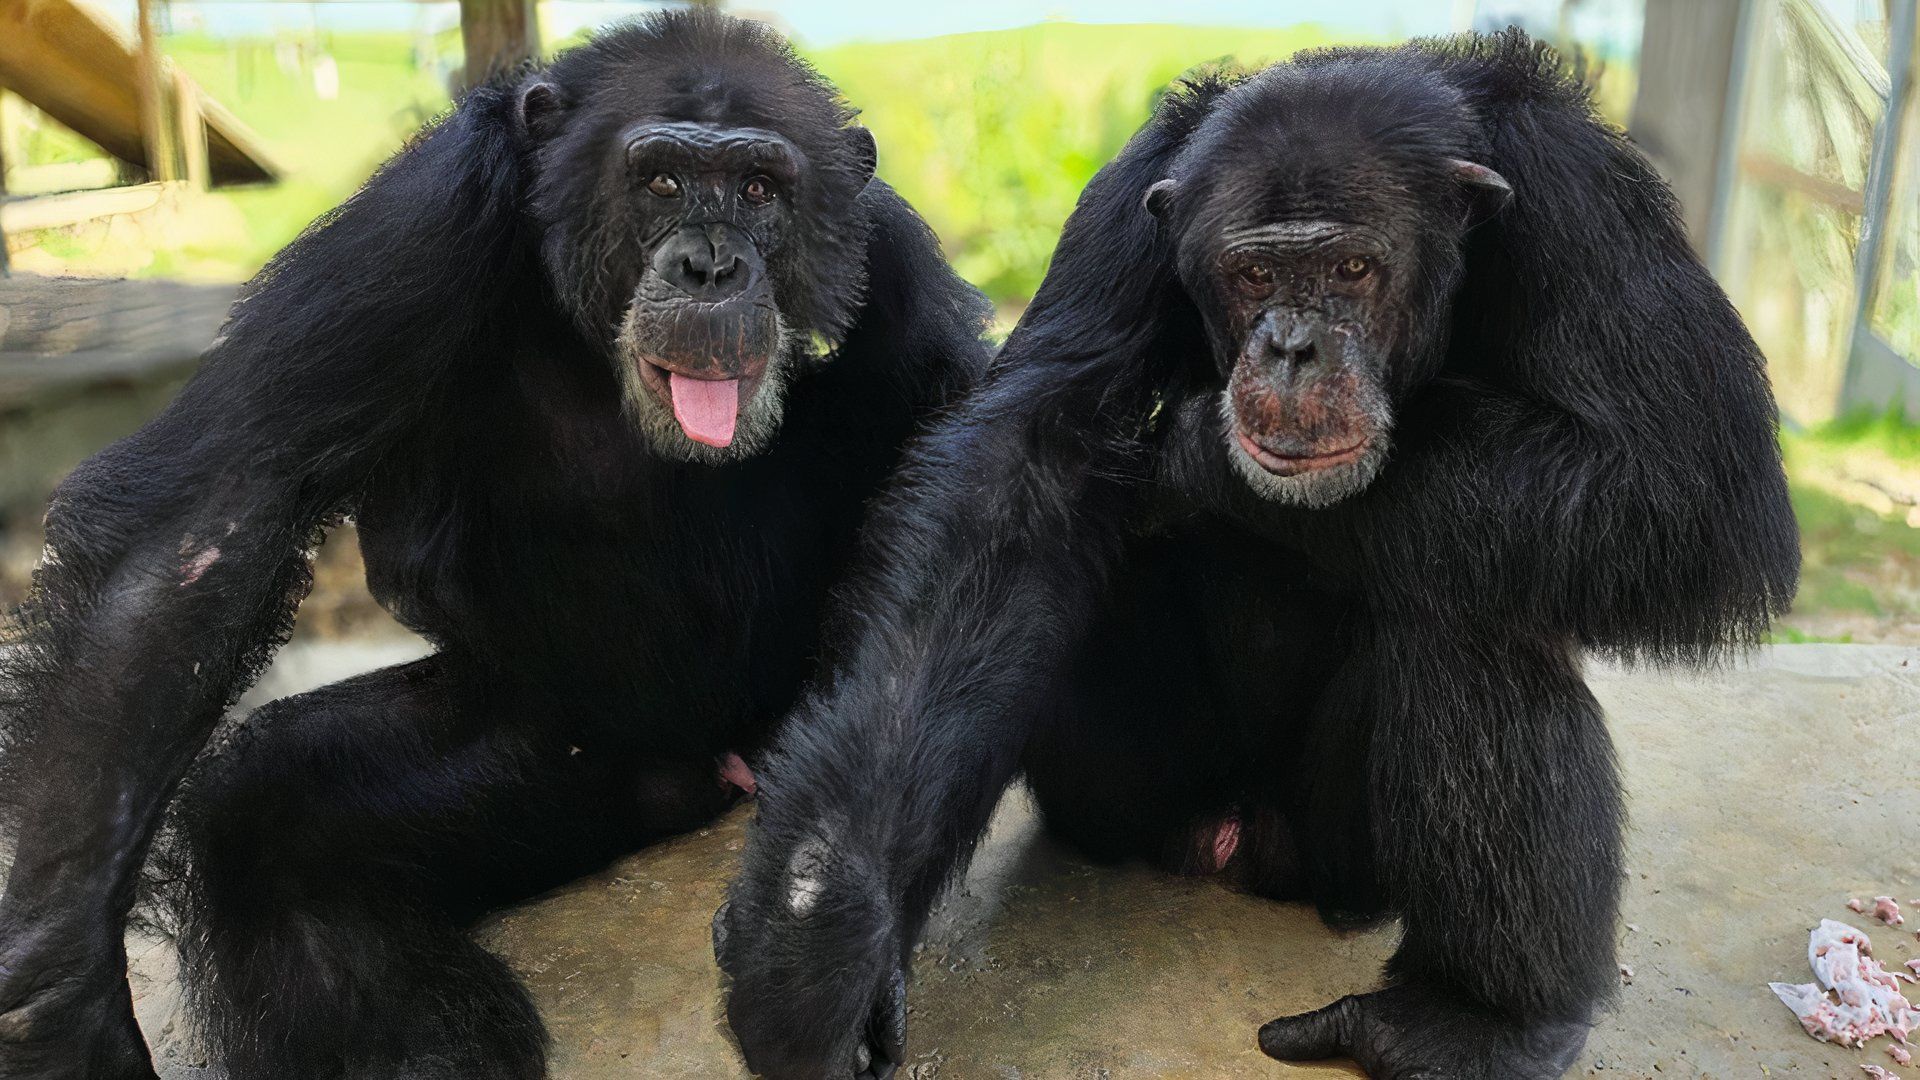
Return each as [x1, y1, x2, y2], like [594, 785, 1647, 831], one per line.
[646, 174, 681, 198]
[1335, 255, 1373, 281]
[1236, 260, 1276, 291]
[741, 175, 777, 206]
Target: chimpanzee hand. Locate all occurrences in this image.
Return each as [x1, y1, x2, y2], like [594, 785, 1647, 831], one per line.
[713, 894, 908, 1080]
[0, 925, 157, 1080]
[1259, 983, 1588, 1079]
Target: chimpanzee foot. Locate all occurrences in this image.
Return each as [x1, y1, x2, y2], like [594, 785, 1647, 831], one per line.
[1258, 983, 1588, 1079]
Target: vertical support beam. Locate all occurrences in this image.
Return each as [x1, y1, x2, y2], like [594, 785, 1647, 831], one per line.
[173, 70, 209, 191]
[459, 0, 540, 91]
[0, 104, 10, 278]
[1839, 0, 1920, 413]
[134, 0, 182, 182]
[1629, 0, 1748, 256]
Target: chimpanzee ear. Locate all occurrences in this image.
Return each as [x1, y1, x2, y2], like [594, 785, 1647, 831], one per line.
[515, 79, 567, 142]
[1142, 178, 1179, 218]
[847, 126, 878, 187]
[1449, 159, 1513, 228]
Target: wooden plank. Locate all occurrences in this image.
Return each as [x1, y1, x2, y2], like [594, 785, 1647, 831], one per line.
[459, 0, 539, 89]
[1735, 150, 1868, 215]
[0, 0, 277, 186]
[0, 271, 233, 405]
[0, 182, 170, 233]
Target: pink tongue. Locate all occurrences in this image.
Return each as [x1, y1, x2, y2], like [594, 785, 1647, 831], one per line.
[668, 372, 740, 447]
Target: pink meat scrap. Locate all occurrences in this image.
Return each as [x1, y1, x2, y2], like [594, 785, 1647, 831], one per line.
[1873, 897, 1906, 927]
[1862, 1066, 1899, 1080]
[1769, 920, 1920, 1048]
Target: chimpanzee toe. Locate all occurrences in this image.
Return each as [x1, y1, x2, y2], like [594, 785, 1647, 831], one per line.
[1260, 984, 1588, 1079]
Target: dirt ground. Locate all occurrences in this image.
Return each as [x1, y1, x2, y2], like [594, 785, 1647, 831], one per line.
[129, 641, 1920, 1079]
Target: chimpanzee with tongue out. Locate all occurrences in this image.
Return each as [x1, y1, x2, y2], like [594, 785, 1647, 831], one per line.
[0, 11, 986, 1080]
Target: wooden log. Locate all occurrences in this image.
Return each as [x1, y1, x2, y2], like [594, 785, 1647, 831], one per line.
[459, 0, 539, 89]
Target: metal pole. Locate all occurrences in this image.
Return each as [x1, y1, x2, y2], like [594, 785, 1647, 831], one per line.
[1838, 0, 1918, 412]
[1705, 0, 1762, 276]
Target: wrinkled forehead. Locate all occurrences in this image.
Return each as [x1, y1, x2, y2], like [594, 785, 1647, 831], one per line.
[1177, 63, 1473, 247]
[622, 121, 805, 181]
[1180, 138, 1423, 257]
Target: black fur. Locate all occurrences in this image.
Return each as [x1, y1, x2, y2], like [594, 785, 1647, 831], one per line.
[0, 13, 987, 1080]
[717, 31, 1797, 1079]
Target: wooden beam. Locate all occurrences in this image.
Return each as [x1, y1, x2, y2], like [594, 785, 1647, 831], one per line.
[459, 0, 539, 90]
[0, 0, 277, 186]
[173, 67, 207, 190]
[133, 0, 181, 182]
[0, 182, 169, 233]
[1629, 0, 1746, 255]
[0, 115, 9, 276]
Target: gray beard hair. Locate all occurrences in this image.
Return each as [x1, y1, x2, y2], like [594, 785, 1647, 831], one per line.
[1218, 386, 1392, 507]
[615, 308, 796, 465]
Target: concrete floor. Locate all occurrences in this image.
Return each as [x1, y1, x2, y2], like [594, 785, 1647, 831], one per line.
[135, 643, 1920, 1078]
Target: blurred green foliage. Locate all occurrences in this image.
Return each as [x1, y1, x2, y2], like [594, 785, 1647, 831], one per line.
[807, 23, 1366, 308]
[1774, 412, 1920, 636]
[8, 22, 1367, 304]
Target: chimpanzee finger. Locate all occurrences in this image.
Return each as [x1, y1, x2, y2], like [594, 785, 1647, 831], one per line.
[858, 966, 908, 1078]
[1257, 995, 1359, 1060]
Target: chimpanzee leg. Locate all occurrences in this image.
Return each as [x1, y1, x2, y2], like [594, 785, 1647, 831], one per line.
[1260, 619, 1621, 1076]
[1026, 535, 1343, 886]
[167, 655, 735, 1080]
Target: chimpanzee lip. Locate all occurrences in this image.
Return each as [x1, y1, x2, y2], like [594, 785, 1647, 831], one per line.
[1234, 429, 1370, 476]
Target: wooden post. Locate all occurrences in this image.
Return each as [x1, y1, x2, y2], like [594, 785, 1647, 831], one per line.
[1628, 0, 1747, 256]
[458, 0, 540, 90]
[1, 110, 10, 277]
[134, 0, 182, 182]
[173, 70, 209, 190]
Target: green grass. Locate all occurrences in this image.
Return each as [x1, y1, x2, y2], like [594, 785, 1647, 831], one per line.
[1778, 414, 1920, 630]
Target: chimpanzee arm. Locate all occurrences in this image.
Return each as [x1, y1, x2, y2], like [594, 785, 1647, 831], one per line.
[1260, 37, 1797, 1075]
[1325, 39, 1798, 661]
[0, 85, 528, 1079]
[714, 86, 1226, 1078]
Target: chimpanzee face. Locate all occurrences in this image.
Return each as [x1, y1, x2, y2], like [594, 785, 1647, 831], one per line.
[516, 43, 876, 465]
[1147, 70, 1509, 506]
[611, 121, 809, 457]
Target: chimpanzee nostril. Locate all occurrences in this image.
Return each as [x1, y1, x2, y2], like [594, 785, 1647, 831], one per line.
[654, 225, 758, 298]
[1266, 321, 1319, 366]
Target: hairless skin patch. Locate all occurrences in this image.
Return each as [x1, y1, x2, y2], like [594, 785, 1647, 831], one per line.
[785, 836, 833, 918]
